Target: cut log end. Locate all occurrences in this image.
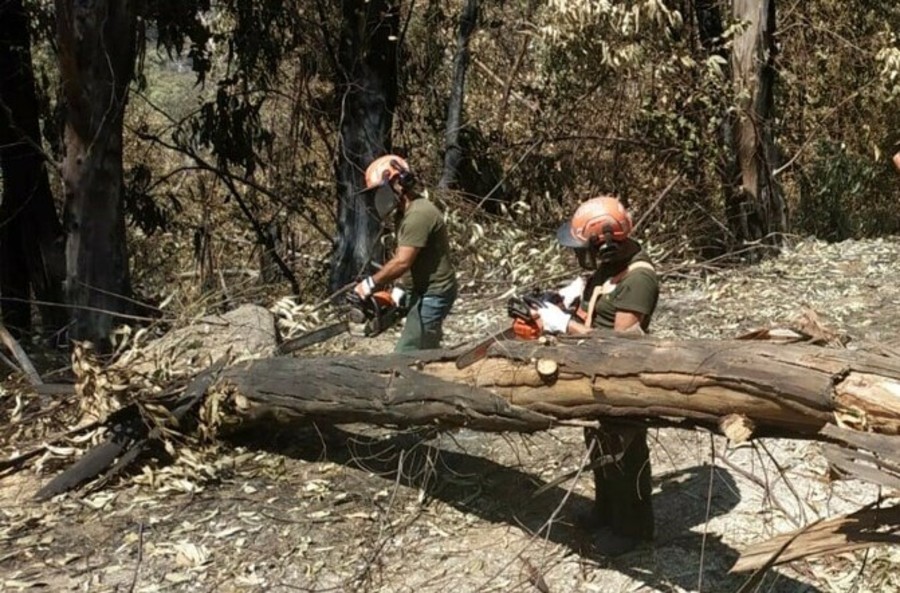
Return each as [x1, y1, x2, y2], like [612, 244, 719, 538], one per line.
[535, 358, 558, 384]
[720, 413, 755, 443]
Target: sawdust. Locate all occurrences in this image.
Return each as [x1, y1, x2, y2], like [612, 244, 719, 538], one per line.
[2, 236, 900, 592]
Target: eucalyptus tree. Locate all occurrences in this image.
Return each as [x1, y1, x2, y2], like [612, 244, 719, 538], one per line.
[438, 0, 478, 191]
[729, 0, 784, 251]
[531, 0, 785, 255]
[55, 0, 140, 346]
[52, 0, 301, 344]
[0, 0, 66, 337]
[328, 0, 401, 291]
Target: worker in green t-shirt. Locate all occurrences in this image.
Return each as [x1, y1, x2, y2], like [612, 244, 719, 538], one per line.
[534, 196, 660, 556]
[353, 155, 458, 352]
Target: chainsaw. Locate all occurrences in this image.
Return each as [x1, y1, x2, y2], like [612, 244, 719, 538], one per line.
[278, 289, 408, 355]
[454, 291, 562, 369]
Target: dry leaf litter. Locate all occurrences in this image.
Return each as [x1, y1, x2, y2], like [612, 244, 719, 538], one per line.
[1, 234, 899, 592]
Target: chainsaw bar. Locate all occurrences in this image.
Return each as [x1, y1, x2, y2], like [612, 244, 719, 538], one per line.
[454, 326, 519, 369]
[277, 321, 349, 355]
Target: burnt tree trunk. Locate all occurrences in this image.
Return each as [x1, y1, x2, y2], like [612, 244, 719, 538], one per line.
[728, 0, 786, 253]
[329, 0, 400, 291]
[437, 0, 478, 190]
[0, 0, 66, 337]
[56, 0, 137, 346]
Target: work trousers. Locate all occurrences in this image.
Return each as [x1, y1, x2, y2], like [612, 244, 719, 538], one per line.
[395, 286, 457, 353]
[583, 423, 655, 540]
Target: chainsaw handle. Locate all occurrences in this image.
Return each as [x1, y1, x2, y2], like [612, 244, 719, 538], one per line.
[507, 297, 533, 321]
[521, 294, 546, 310]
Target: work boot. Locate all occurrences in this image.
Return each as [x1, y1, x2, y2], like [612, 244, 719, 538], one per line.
[588, 527, 648, 557]
[570, 502, 610, 530]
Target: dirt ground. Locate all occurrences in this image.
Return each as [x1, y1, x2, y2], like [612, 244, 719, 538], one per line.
[2, 237, 900, 592]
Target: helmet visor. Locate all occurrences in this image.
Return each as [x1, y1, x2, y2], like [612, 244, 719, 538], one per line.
[373, 184, 399, 218]
[556, 221, 589, 248]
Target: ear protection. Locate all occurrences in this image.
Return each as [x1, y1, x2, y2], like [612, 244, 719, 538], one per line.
[389, 158, 416, 190]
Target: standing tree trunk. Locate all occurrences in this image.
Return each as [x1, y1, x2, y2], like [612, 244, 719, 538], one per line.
[728, 0, 786, 253]
[0, 0, 67, 337]
[56, 0, 137, 346]
[329, 0, 400, 291]
[437, 0, 478, 190]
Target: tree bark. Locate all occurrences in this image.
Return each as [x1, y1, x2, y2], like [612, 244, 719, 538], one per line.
[728, 0, 786, 253]
[56, 0, 137, 346]
[0, 0, 67, 337]
[437, 0, 478, 190]
[329, 0, 400, 291]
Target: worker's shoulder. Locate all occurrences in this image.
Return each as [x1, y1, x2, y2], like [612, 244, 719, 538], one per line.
[405, 197, 445, 223]
[623, 256, 659, 285]
[626, 251, 657, 275]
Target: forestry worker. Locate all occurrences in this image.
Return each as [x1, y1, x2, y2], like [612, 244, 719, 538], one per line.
[353, 154, 458, 353]
[534, 195, 660, 555]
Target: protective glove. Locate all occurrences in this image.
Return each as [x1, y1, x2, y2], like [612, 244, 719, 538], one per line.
[536, 302, 571, 334]
[354, 276, 376, 299]
[558, 276, 586, 309]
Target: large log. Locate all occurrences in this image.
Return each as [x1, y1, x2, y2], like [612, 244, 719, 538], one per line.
[214, 331, 900, 568]
[217, 333, 900, 441]
[28, 331, 900, 569]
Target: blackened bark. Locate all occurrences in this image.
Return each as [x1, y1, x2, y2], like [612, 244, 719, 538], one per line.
[329, 0, 399, 291]
[0, 0, 66, 337]
[728, 0, 786, 253]
[438, 0, 478, 190]
[56, 0, 137, 346]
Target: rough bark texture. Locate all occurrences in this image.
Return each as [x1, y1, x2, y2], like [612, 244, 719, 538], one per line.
[728, 0, 786, 251]
[0, 0, 67, 336]
[437, 0, 477, 190]
[329, 0, 399, 291]
[218, 334, 900, 442]
[56, 0, 136, 346]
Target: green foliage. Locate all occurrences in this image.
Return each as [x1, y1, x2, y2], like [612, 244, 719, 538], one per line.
[124, 164, 176, 235]
[795, 141, 899, 242]
[22, 0, 895, 313]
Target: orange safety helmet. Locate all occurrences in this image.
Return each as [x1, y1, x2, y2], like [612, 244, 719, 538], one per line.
[364, 155, 413, 190]
[556, 196, 633, 249]
[364, 155, 415, 219]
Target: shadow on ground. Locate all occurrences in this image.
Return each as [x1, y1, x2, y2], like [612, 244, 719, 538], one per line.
[234, 423, 823, 593]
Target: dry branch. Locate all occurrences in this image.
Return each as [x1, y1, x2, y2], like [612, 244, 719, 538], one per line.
[0, 322, 42, 385]
[732, 503, 900, 572]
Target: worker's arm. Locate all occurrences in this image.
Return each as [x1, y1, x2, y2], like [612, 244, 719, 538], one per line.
[613, 309, 644, 332]
[372, 245, 419, 285]
[355, 245, 419, 298]
[541, 308, 644, 335]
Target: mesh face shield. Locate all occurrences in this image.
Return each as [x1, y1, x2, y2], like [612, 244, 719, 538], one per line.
[373, 184, 399, 219]
[574, 229, 623, 269]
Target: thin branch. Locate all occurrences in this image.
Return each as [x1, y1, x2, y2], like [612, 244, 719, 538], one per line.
[0, 323, 42, 385]
[632, 173, 684, 233]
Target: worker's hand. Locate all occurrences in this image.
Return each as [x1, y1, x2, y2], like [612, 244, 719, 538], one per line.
[536, 302, 571, 334]
[558, 276, 586, 309]
[354, 276, 376, 299]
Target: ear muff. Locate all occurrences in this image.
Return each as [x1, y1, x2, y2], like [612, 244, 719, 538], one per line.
[595, 227, 620, 262]
[389, 158, 416, 190]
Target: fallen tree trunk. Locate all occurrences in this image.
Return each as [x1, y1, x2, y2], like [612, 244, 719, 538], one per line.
[216, 333, 900, 441]
[28, 331, 900, 570]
